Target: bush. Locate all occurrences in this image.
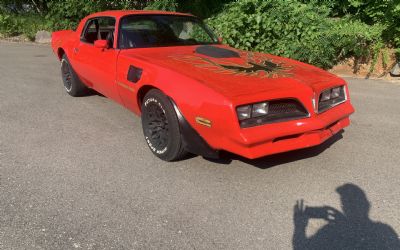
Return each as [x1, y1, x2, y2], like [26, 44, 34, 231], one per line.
[1, 0, 395, 66]
[208, 0, 385, 69]
[45, 0, 160, 31]
[302, 0, 400, 54]
[178, 0, 234, 18]
[324, 19, 386, 67]
[0, 13, 18, 36]
[0, 13, 48, 40]
[145, 0, 178, 11]
[45, 1, 108, 30]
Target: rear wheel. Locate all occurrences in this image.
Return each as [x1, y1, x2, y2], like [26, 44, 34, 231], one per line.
[141, 89, 187, 161]
[61, 54, 87, 97]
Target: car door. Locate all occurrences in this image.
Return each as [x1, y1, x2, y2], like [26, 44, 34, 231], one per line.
[73, 17, 122, 103]
[114, 16, 160, 114]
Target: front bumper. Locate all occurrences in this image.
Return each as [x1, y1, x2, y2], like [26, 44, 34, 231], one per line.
[220, 101, 354, 159]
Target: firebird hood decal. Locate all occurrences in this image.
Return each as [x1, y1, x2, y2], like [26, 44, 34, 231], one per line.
[120, 45, 342, 98]
[170, 51, 293, 79]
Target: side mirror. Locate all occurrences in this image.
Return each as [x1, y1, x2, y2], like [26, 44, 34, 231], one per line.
[218, 37, 223, 43]
[94, 40, 109, 49]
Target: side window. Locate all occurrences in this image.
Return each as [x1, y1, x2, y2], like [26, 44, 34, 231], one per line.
[119, 18, 159, 49]
[82, 19, 98, 44]
[81, 17, 116, 47]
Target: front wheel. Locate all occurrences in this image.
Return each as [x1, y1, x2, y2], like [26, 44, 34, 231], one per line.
[141, 89, 188, 161]
[61, 54, 88, 97]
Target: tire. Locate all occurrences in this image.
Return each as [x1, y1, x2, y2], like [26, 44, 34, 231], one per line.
[141, 89, 188, 161]
[60, 54, 88, 97]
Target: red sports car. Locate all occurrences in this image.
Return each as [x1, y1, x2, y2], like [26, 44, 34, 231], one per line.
[51, 10, 355, 161]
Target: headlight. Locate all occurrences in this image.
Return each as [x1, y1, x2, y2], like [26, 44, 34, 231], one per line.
[321, 90, 331, 101]
[237, 102, 269, 120]
[236, 99, 309, 128]
[236, 105, 252, 120]
[320, 87, 342, 102]
[252, 102, 269, 117]
[331, 87, 341, 99]
[318, 86, 346, 113]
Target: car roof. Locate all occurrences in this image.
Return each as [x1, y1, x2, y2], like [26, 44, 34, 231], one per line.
[88, 10, 195, 19]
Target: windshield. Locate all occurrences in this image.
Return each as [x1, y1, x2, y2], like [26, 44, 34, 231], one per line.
[118, 15, 219, 49]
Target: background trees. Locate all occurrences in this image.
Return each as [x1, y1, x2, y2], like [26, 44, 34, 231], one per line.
[0, 0, 398, 70]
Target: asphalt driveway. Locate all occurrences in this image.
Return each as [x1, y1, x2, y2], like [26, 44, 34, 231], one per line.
[1, 41, 400, 249]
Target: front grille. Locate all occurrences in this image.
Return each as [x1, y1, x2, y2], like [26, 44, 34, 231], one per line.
[318, 86, 346, 113]
[269, 100, 305, 114]
[240, 99, 309, 128]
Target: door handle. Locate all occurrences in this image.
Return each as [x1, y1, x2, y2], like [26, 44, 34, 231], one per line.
[73, 48, 79, 54]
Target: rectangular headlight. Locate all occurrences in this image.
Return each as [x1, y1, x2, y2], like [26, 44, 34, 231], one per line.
[252, 102, 269, 117]
[236, 99, 309, 128]
[236, 105, 252, 120]
[237, 102, 269, 121]
[331, 87, 341, 99]
[321, 90, 331, 101]
[318, 86, 346, 113]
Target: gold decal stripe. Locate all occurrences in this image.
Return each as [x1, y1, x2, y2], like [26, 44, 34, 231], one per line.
[117, 82, 134, 92]
[195, 117, 212, 127]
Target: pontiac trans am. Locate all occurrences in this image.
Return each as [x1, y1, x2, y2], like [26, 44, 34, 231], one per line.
[51, 10, 355, 161]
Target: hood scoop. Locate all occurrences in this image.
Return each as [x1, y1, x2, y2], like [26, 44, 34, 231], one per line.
[195, 45, 240, 58]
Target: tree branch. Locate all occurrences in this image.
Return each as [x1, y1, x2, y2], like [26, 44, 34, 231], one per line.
[31, 0, 41, 13]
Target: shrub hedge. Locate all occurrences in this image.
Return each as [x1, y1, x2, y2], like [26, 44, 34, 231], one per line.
[0, 13, 48, 40]
[0, 0, 398, 68]
[207, 0, 386, 69]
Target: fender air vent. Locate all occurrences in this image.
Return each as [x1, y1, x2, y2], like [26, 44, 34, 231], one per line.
[127, 65, 143, 83]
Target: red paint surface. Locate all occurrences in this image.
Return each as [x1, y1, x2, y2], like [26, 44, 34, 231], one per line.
[51, 10, 355, 159]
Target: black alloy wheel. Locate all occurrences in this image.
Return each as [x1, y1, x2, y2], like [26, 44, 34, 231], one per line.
[141, 89, 187, 161]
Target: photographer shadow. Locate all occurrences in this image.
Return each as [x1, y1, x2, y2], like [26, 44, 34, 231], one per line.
[293, 184, 400, 250]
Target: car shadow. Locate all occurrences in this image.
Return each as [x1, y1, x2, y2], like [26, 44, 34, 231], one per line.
[87, 89, 106, 97]
[292, 183, 400, 250]
[205, 130, 344, 169]
[71, 89, 106, 98]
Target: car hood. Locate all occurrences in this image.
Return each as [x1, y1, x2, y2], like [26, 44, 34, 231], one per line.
[120, 45, 342, 99]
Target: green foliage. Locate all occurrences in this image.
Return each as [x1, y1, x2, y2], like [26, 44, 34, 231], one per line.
[0, 13, 16, 36]
[45, 0, 155, 30]
[45, 0, 105, 30]
[1, 1, 158, 31]
[303, 0, 400, 50]
[208, 0, 385, 69]
[0, 0, 397, 67]
[144, 0, 178, 11]
[0, 13, 47, 40]
[178, 0, 233, 18]
[328, 19, 386, 73]
[209, 0, 329, 58]
[0, 0, 52, 15]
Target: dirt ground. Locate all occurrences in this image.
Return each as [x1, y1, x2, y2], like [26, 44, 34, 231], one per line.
[330, 49, 399, 80]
